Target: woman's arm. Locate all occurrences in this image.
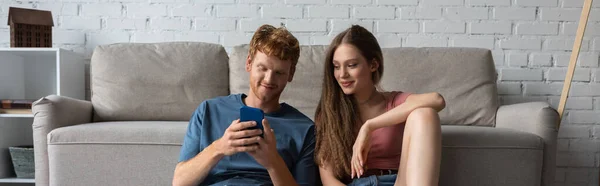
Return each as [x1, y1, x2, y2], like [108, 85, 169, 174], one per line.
[319, 164, 346, 186]
[365, 92, 445, 131]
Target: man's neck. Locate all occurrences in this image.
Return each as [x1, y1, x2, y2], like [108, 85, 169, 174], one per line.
[243, 92, 281, 113]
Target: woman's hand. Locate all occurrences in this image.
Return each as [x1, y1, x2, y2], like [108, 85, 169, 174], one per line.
[351, 122, 373, 179]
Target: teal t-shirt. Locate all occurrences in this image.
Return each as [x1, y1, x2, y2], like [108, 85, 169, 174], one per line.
[178, 94, 317, 186]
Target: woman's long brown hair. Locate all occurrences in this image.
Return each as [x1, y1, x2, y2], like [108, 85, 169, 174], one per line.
[314, 25, 384, 182]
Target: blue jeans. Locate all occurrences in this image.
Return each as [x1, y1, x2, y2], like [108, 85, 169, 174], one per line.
[347, 174, 398, 186]
[205, 175, 272, 186]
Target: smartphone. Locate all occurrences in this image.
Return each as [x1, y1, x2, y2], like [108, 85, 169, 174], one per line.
[240, 106, 265, 137]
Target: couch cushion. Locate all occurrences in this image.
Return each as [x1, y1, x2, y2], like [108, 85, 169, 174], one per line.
[442, 126, 542, 149]
[230, 45, 498, 125]
[47, 121, 187, 186]
[229, 45, 328, 119]
[47, 121, 187, 145]
[381, 48, 498, 126]
[440, 126, 543, 186]
[91, 42, 229, 122]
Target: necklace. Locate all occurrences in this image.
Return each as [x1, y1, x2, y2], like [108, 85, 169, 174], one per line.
[358, 89, 384, 105]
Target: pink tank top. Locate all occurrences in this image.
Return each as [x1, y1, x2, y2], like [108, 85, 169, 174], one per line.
[365, 91, 411, 170]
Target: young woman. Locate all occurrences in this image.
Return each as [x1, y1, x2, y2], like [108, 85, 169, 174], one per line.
[314, 25, 446, 186]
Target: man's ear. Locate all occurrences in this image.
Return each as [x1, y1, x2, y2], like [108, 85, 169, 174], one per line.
[246, 55, 252, 72]
[287, 65, 296, 82]
[370, 59, 379, 72]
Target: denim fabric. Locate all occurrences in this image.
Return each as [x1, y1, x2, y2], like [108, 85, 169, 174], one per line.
[206, 175, 272, 186]
[347, 174, 398, 186]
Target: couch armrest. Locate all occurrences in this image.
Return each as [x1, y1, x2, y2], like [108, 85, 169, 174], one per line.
[32, 95, 93, 186]
[495, 102, 559, 186]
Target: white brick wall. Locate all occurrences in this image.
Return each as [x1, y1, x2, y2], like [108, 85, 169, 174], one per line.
[149, 18, 192, 30]
[331, 19, 374, 32]
[400, 7, 442, 20]
[540, 8, 581, 21]
[444, 7, 488, 20]
[377, 0, 418, 5]
[404, 36, 448, 47]
[307, 6, 349, 18]
[502, 69, 543, 81]
[549, 97, 594, 110]
[217, 5, 258, 18]
[500, 38, 542, 50]
[544, 38, 590, 51]
[548, 68, 591, 81]
[449, 37, 494, 48]
[569, 111, 600, 124]
[0, 30, 9, 43]
[1, 0, 599, 184]
[262, 6, 302, 18]
[81, 4, 122, 17]
[494, 8, 536, 20]
[570, 84, 600, 97]
[421, 0, 463, 6]
[423, 21, 465, 33]
[354, 7, 395, 19]
[105, 18, 147, 30]
[507, 52, 529, 67]
[524, 82, 562, 95]
[195, 19, 236, 31]
[530, 53, 553, 67]
[497, 83, 521, 95]
[467, 0, 510, 6]
[469, 22, 512, 34]
[377, 21, 419, 33]
[53, 30, 85, 44]
[515, 0, 558, 7]
[127, 4, 167, 17]
[171, 4, 212, 17]
[516, 23, 559, 35]
[60, 17, 101, 29]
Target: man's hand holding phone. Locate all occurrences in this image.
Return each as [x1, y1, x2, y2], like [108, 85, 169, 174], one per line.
[248, 118, 282, 170]
[238, 106, 283, 170]
[212, 119, 263, 156]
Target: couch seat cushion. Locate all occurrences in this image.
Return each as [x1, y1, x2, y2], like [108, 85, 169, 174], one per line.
[440, 126, 543, 186]
[47, 121, 187, 145]
[442, 125, 542, 149]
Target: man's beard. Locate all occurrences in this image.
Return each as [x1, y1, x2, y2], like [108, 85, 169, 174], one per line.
[251, 83, 281, 103]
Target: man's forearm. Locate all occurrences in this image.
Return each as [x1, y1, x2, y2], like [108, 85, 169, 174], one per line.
[267, 156, 298, 186]
[173, 144, 223, 186]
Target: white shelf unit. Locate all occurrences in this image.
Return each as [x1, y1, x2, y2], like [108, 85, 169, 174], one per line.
[0, 177, 35, 183]
[0, 48, 85, 184]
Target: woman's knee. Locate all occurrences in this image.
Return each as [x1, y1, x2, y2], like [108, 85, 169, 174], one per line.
[407, 107, 439, 123]
[406, 108, 441, 132]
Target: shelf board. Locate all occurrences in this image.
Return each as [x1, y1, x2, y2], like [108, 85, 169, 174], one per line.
[0, 114, 34, 118]
[0, 177, 35, 183]
[0, 48, 59, 52]
[0, 48, 58, 59]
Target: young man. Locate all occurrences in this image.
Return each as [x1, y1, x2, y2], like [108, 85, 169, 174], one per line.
[172, 24, 317, 186]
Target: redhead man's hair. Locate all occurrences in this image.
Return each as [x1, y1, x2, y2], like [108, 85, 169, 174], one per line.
[248, 24, 300, 66]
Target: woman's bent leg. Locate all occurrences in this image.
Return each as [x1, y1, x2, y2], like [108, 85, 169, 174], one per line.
[396, 107, 442, 186]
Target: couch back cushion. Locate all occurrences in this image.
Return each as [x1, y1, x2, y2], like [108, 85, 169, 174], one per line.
[91, 42, 229, 121]
[229, 45, 327, 119]
[230, 46, 498, 126]
[380, 48, 498, 126]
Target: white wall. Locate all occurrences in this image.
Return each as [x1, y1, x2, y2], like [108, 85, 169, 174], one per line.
[1, 0, 599, 185]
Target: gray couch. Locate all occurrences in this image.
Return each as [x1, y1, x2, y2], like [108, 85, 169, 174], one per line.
[32, 42, 559, 186]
